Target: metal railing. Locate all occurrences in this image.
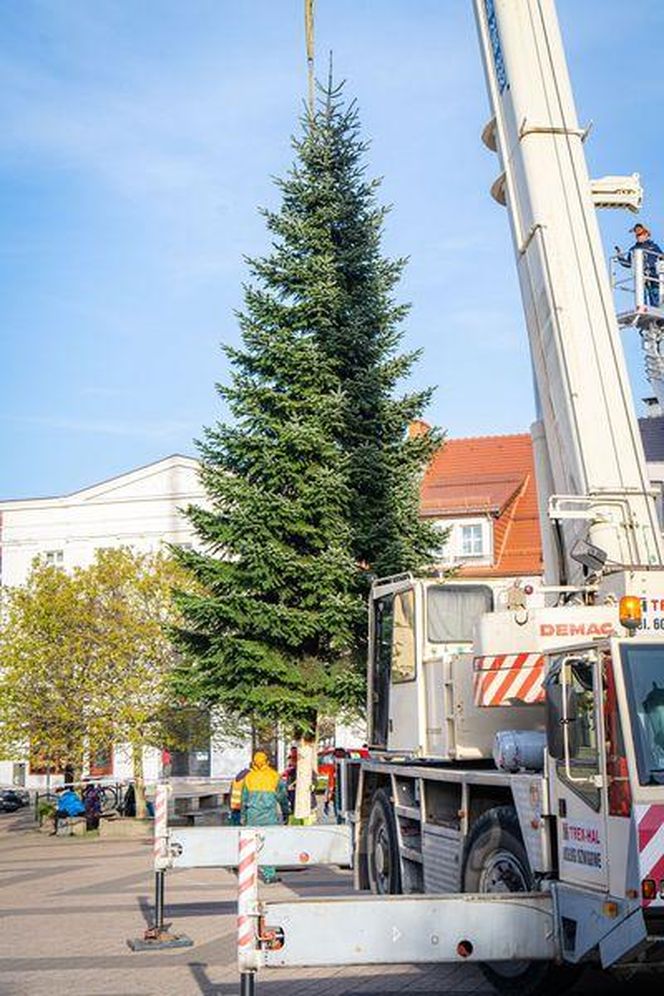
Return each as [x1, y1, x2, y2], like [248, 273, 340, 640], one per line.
[34, 779, 130, 822]
[611, 248, 664, 316]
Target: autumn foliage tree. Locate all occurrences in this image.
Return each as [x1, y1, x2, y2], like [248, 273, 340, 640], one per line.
[0, 548, 190, 814]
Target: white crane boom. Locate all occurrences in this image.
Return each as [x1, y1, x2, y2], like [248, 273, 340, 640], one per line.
[473, 0, 663, 584]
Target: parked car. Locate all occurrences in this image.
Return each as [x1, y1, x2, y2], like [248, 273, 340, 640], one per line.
[0, 791, 21, 813]
[0, 787, 30, 811]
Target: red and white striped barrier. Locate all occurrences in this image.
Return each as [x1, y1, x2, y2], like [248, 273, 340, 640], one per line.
[237, 829, 261, 973]
[637, 804, 664, 908]
[473, 653, 546, 707]
[153, 782, 171, 872]
[128, 780, 194, 950]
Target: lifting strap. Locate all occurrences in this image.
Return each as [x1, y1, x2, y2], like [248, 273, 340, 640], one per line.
[304, 0, 315, 117]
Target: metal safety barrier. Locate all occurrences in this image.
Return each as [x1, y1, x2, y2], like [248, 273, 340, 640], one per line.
[168, 822, 352, 869]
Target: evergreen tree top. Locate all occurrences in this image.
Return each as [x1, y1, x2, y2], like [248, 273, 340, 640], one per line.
[173, 78, 441, 732]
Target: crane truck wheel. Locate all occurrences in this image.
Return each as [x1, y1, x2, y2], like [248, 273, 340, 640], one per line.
[366, 788, 402, 895]
[462, 806, 581, 996]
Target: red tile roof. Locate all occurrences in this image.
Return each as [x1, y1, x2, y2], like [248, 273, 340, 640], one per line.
[420, 433, 543, 577]
[421, 474, 524, 516]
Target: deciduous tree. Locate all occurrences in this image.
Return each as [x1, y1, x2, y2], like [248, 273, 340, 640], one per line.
[0, 548, 190, 816]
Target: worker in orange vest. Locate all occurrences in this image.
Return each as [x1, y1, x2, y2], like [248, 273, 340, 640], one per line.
[229, 764, 250, 826]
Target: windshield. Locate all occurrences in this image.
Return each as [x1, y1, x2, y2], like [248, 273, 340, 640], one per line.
[427, 585, 493, 643]
[621, 644, 664, 786]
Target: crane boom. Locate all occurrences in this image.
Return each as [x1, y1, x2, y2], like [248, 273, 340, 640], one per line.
[474, 0, 663, 584]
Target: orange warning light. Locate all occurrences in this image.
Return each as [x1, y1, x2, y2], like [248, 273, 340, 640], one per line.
[642, 878, 657, 900]
[619, 596, 642, 632]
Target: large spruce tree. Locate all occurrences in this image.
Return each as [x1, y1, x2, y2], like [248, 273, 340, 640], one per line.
[277, 81, 441, 579]
[174, 81, 440, 730]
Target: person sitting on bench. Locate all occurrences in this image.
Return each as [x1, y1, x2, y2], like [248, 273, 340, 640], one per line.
[51, 786, 86, 835]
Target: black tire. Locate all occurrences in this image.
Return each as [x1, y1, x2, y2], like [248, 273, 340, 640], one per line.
[366, 788, 402, 895]
[462, 806, 581, 996]
[99, 786, 118, 813]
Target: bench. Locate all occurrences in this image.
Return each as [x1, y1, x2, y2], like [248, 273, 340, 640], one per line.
[180, 806, 226, 826]
[54, 815, 87, 837]
[173, 792, 227, 827]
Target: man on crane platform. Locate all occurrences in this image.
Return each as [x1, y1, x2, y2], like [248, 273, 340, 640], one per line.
[617, 221, 663, 306]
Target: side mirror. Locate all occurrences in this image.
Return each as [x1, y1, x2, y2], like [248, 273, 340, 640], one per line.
[546, 683, 579, 760]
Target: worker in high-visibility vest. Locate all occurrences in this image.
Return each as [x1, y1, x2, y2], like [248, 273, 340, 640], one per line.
[229, 765, 250, 826]
[241, 750, 289, 882]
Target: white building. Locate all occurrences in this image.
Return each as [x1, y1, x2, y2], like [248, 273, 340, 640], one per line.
[0, 453, 202, 586]
[0, 454, 251, 788]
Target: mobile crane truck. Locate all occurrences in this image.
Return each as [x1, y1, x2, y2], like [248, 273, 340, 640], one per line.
[332, 0, 664, 990]
[192, 2, 664, 992]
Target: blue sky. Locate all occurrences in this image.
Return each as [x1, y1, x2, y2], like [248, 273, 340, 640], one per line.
[2, 1, 664, 498]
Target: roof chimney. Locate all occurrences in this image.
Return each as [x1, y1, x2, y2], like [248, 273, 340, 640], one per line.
[643, 397, 662, 418]
[408, 419, 431, 439]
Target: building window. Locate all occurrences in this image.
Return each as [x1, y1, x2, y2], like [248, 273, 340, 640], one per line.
[429, 518, 492, 565]
[461, 524, 484, 557]
[44, 550, 64, 567]
[432, 522, 450, 561]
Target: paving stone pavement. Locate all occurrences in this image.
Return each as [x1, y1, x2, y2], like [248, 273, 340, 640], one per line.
[0, 809, 630, 996]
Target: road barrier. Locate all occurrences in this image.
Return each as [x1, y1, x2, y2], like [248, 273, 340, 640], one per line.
[168, 822, 352, 869]
[128, 781, 193, 951]
[237, 830, 260, 994]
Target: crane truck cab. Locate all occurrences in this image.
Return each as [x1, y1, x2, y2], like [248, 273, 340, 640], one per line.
[343, 584, 664, 991]
[368, 573, 545, 759]
[368, 572, 664, 758]
[545, 636, 664, 907]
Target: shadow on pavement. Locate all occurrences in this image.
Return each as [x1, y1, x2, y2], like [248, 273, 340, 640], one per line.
[187, 960, 495, 995]
[186, 961, 664, 996]
[137, 894, 236, 926]
[0, 811, 36, 833]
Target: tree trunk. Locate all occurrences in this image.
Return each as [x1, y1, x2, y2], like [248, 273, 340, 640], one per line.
[132, 743, 148, 820]
[294, 736, 317, 821]
[64, 755, 83, 789]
